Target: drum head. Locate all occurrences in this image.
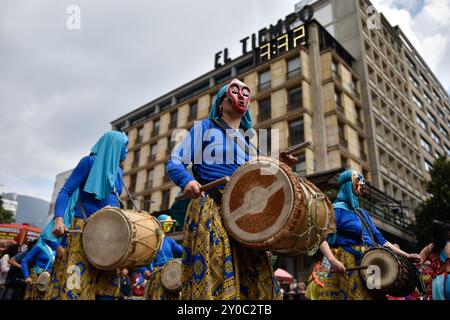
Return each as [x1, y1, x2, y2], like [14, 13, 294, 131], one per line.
[360, 248, 399, 289]
[36, 271, 50, 293]
[222, 157, 294, 243]
[161, 259, 182, 291]
[82, 207, 132, 269]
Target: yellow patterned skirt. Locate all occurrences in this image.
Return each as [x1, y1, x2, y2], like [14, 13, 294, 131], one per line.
[46, 218, 119, 300]
[181, 194, 282, 300]
[144, 265, 180, 300]
[319, 246, 386, 300]
[24, 269, 46, 300]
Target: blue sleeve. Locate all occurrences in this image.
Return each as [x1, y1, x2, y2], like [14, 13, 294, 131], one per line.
[54, 156, 92, 218]
[170, 238, 183, 258]
[363, 210, 387, 246]
[21, 246, 39, 278]
[43, 238, 60, 251]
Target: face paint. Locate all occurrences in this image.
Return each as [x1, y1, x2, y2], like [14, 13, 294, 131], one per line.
[226, 79, 251, 114]
[162, 222, 174, 233]
[351, 171, 365, 197]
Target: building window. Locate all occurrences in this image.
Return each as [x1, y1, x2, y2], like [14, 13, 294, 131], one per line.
[431, 131, 441, 145]
[412, 94, 423, 109]
[293, 153, 306, 176]
[440, 126, 448, 138]
[136, 127, 144, 144]
[338, 122, 347, 148]
[167, 137, 175, 156]
[424, 160, 433, 173]
[258, 70, 271, 91]
[132, 149, 140, 168]
[341, 156, 348, 169]
[286, 57, 301, 79]
[287, 87, 302, 111]
[149, 143, 157, 161]
[444, 145, 450, 157]
[188, 102, 198, 121]
[288, 118, 304, 146]
[146, 169, 154, 190]
[161, 190, 171, 211]
[356, 107, 364, 129]
[142, 195, 152, 213]
[350, 77, 359, 97]
[409, 73, 419, 89]
[332, 59, 340, 81]
[420, 137, 431, 154]
[416, 116, 427, 131]
[169, 111, 178, 129]
[427, 111, 437, 124]
[129, 174, 137, 193]
[359, 137, 367, 161]
[151, 119, 160, 137]
[258, 98, 271, 122]
[424, 92, 432, 105]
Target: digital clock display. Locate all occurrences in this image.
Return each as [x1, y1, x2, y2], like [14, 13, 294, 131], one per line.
[254, 24, 307, 65]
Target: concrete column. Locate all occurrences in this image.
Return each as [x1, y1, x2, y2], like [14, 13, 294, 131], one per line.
[308, 23, 329, 171]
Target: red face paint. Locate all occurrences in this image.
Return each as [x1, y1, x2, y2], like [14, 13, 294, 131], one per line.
[226, 79, 251, 114]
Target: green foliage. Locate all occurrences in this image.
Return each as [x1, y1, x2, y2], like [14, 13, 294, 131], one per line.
[0, 195, 15, 224]
[414, 156, 450, 249]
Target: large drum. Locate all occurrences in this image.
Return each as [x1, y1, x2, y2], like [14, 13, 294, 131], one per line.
[160, 258, 182, 292]
[221, 157, 335, 256]
[36, 271, 51, 293]
[82, 206, 164, 270]
[359, 247, 420, 297]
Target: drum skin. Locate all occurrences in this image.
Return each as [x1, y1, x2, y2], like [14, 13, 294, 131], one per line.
[36, 271, 51, 293]
[221, 157, 335, 256]
[360, 247, 417, 297]
[160, 259, 182, 291]
[82, 206, 164, 270]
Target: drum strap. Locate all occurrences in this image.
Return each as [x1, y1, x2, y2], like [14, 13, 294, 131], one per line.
[118, 174, 139, 210]
[354, 209, 378, 248]
[78, 197, 88, 221]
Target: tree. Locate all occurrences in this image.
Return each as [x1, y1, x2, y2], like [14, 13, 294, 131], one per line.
[414, 156, 450, 249]
[0, 195, 15, 224]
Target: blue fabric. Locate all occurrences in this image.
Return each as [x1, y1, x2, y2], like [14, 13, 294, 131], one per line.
[150, 237, 183, 270]
[432, 273, 450, 300]
[21, 246, 54, 278]
[329, 207, 387, 249]
[157, 214, 173, 222]
[84, 131, 128, 200]
[41, 189, 79, 249]
[208, 84, 253, 131]
[335, 170, 360, 211]
[166, 119, 251, 190]
[54, 155, 123, 219]
[440, 247, 449, 264]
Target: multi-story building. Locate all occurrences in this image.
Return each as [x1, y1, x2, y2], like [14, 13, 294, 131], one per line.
[0, 186, 19, 219]
[111, 1, 449, 280]
[46, 169, 73, 222]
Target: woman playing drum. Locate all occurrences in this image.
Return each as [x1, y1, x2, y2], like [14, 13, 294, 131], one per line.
[166, 78, 297, 300]
[318, 170, 422, 300]
[49, 131, 128, 300]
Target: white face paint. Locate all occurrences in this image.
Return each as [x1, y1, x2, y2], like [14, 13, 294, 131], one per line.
[352, 170, 365, 197]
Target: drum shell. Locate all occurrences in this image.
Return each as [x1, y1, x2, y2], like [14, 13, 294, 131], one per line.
[160, 258, 182, 292]
[36, 271, 50, 293]
[82, 207, 164, 270]
[221, 157, 335, 256]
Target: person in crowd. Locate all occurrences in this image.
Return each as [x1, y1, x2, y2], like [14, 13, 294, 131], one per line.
[131, 268, 147, 300]
[0, 241, 12, 299]
[118, 268, 132, 300]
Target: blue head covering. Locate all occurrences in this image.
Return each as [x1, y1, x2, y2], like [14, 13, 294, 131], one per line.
[334, 170, 360, 212]
[208, 83, 253, 131]
[84, 131, 128, 200]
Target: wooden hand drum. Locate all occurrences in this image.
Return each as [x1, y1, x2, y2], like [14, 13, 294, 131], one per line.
[221, 157, 335, 256]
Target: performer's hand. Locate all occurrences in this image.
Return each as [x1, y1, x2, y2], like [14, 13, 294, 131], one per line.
[406, 253, 422, 264]
[56, 246, 65, 258]
[183, 181, 204, 199]
[279, 151, 298, 167]
[330, 258, 346, 274]
[24, 277, 33, 285]
[52, 217, 67, 238]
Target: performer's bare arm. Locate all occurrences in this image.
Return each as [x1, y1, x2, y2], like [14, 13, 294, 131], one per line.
[383, 241, 422, 264]
[319, 241, 346, 274]
[183, 180, 204, 199]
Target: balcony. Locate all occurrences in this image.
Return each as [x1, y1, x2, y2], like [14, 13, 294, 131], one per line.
[332, 71, 342, 82]
[168, 122, 177, 130]
[288, 136, 303, 147]
[336, 103, 344, 114]
[257, 113, 271, 123]
[339, 136, 348, 148]
[148, 155, 156, 162]
[187, 113, 197, 122]
[357, 119, 364, 129]
[258, 81, 271, 92]
[286, 68, 301, 80]
[131, 161, 139, 169]
[163, 175, 171, 183]
[150, 130, 159, 138]
[287, 102, 301, 112]
[145, 181, 153, 190]
[135, 137, 143, 145]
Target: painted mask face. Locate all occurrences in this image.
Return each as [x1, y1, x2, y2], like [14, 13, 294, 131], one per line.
[162, 221, 174, 233]
[352, 171, 365, 197]
[226, 79, 251, 114]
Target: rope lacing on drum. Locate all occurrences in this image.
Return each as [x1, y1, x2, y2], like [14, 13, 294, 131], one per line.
[290, 178, 333, 256]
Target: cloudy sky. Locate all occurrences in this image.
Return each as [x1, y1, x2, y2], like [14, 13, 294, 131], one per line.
[0, 0, 449, 202]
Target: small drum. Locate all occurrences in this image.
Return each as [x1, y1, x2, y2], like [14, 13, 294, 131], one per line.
[160, 259, 182, 291]
[36, 271, 51, 293]
[221, 157, 335, 256]
[82, 206, 164, 270]
[359, 247, 419, 297]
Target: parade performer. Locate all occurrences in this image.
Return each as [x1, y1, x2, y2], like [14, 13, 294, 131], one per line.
[145, 214, 183, 300]
[49, 130, 128, 300]
[318, 170, 422, 300]
[166, 78, 297, 300]
[419, 220, 449, 300]
[22, 239, 55, 300]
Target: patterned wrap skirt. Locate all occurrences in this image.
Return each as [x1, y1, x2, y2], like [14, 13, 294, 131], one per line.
[46, 218, 119, 300]
[24, 269, 46, 300]
[144, 265, 181, 300]
[319, 246, 386, 300]
[181, 194, 282, 300]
